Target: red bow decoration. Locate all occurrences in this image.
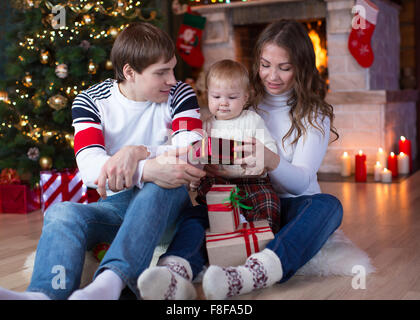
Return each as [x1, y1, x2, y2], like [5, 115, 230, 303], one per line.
[0, 168, 21, 185]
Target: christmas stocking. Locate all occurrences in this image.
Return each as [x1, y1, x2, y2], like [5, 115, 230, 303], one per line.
[348, 0, 379, 68]
[176, 12, 206, 68]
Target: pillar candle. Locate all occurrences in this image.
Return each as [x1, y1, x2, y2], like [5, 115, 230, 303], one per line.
[376, 147, 387, 169]
[388, 152, 398, 177]
[374, 161, 382, 181]
[340, 152, 351, 177]
[381, 168, 392, 183]
[397, 152, 410, 175]
[399, 136, 412, 172]
[355, 150, 367, 182]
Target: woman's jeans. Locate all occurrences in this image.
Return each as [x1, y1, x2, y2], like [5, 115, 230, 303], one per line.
[26, 183, 191, 300]
[162, 193, 343, 282]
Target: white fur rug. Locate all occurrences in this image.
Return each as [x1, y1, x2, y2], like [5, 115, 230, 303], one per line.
[22, 229, 375, 288]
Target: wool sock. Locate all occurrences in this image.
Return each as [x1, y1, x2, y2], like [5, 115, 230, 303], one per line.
[68, 269, 125, 300]
[202, 248, 283, 300]
[137, 256, 197, 300]
[0, 287, 50, 300]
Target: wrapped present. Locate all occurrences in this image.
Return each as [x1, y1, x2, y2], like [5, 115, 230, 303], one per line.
[188, 136, 244, 165]
[87, 188, 100, 203]
[206, 220, 274, 267]
[40, 168, 88, 213]
[0, 184, 41, 214]
[206, 184, 252, 233]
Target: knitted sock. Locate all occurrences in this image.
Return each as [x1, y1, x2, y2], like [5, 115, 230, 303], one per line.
[137, 256, 197, 300]
[68, 269, 125, 300]
[202, 249, 283, 300]
[0, 287, 50, 300]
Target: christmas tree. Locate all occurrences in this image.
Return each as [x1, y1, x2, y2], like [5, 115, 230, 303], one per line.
[0, 0, 161, 186]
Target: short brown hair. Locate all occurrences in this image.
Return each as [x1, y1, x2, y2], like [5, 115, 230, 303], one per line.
[110, 22, 175, 83]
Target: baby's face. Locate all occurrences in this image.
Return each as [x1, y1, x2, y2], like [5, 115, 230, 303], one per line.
[207, 81, 248, 120]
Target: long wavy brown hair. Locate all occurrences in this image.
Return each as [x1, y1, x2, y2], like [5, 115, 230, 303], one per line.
[250, 20, 339, 146]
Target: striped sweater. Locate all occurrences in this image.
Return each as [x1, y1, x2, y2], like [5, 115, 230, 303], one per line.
[72, 79, 203, 195]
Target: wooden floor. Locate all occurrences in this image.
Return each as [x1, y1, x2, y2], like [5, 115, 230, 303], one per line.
[1, 172, 420, 300]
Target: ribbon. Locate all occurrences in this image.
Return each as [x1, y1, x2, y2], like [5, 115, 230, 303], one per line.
[223, 186, 253, 210]
[0, 168, 21, 185]
[206, 222, 272, 257]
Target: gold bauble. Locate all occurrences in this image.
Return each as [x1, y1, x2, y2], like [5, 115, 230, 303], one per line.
[47, 94, 68, 110]
[0, 91, 9, 103]
[105, 60, 113, 70]
[23, 73, 33, 87]
[40, 50, 50, 64]
[39, 156, 53, 170]
[88, 60, 97, 75]
[107, 27, 119, 38]
[83, 14, 94, 25]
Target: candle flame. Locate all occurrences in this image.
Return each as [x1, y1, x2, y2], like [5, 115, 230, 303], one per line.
[383, 168, 388, 172]
[390, 152, 395, 157]
[400, 152, 405, 156]
[378, 147, 383, 153]
[358, 150, 363, 155]
[376, 161, 381, 166]
[343, 151, 348, 157]
[400, 136, 406, 141]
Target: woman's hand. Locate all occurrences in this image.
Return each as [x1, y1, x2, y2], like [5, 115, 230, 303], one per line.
[95, 145, 150, 199]
[142, 147, 206, 189]
[233, 137, 280, 173]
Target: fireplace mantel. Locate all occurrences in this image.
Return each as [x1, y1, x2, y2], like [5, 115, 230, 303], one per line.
[191, 0, 305, 14]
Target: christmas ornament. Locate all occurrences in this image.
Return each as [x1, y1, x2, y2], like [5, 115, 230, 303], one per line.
[88, 60, 97, 75]
[31, 93, 42, 108]
[348, 0, 379, 68]
[105, 60, 113, 70]
[107, 27, 119, 38]
[23, 73, 33, 87]
[0, 91, 9, 103]
[40, 50, 51, 65]
[55, 64, 68, 79]
[47, 94, 68, 110]
[39, 156, 53, 170]
[79, 40, 91, 51]
[176, 13, 206, 68]
[27, 147, 40, 161]
[115, 0, 127, 14]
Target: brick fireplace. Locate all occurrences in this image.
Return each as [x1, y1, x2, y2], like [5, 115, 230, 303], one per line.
[192, 0, 419, 174]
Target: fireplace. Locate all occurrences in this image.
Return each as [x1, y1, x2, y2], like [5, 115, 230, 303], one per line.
[192, 0, 419, 174]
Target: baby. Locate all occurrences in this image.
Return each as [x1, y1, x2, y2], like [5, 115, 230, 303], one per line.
[194, 59, 281, 233]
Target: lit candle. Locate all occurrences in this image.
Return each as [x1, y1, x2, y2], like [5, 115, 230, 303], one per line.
[355, 150, 367, 182]
[397, 152, 410, 175]
[399, 136, 412, 172]
[376, 147, 387, 169]
[340, 152, 351, 177]
[387, 152, 398, 177]
[374, 161, 383, 181]
[381, 168, 392, 183]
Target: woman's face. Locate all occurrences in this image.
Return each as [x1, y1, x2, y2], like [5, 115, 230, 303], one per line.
[258, 43, 295, 95]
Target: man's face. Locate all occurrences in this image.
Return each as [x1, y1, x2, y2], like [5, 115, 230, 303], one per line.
[132, 56, 177, 103]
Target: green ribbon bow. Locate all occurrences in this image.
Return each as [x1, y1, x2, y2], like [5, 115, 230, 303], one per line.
[223, 186, 253, 210]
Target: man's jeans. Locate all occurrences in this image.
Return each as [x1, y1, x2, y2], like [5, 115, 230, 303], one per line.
[162, 193, 343, 282]
[26, 183, 191, 299]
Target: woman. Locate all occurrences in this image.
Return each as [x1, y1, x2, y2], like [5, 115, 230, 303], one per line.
[137, 19, 343, 300]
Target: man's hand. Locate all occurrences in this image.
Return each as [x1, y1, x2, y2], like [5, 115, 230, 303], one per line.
[142, 146, 206, 189]
[95, 145, 150, 199]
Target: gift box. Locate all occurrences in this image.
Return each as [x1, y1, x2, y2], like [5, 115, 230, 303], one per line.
[206, 184, 244, 233]
[206, 220, 274, 267]
[40, 168, 88, 213]
[188, 136, 244, 165]
[0, 184, 41, 214]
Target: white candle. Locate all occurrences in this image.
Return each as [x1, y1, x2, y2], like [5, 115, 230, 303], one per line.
[374, 161, 383, 181]
[381, 168, 392, 183]
[340, 151, 351, 177]
[376, 147, 387, 169]
[397, 152, 410, 175]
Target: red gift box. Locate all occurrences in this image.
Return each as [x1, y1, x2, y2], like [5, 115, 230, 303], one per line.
[188, 137, 245, 165]
[40, 168, 88, 212]
[0, 184, 41, 214]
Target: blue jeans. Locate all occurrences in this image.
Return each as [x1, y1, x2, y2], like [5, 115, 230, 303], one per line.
[162, 193, 343, 282]
[26, 183, 191, 300]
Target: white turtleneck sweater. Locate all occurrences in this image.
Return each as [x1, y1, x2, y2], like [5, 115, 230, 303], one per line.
[257, 90, 330, 198]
